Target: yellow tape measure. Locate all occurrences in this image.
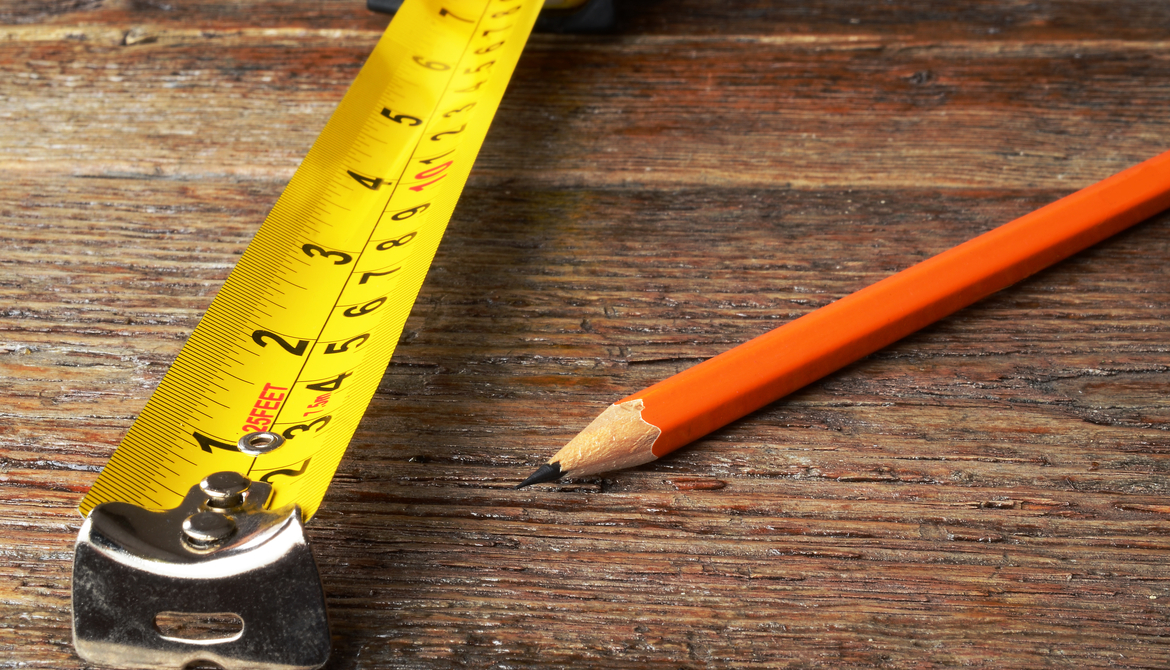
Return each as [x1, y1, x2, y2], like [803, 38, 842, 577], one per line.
[79, 0, 542, 521]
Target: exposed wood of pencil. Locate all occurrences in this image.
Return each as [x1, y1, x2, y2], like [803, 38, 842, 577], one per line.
[546, 148, 1170, 478]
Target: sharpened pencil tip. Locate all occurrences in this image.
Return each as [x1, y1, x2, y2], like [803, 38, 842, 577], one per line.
[515, 462, 563, 489]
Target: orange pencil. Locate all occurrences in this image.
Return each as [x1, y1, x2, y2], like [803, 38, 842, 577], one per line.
[517, 149, 1170, 487]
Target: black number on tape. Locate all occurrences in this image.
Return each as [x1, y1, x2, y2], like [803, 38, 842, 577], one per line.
[302, 243, 353, 265]
[376, 232, 417, 250]
[443, 103, 475, 118]
[413, 56, 451, 71]
[324, 334, 369, 354]
[464, 62, 493, 74]
[343, 297, 386, 317]
[381, 108, 422, 126]
[456, 80, 486, 93]
[360, 267, 400, 284]
[282, 416, 332, 439]
[418, 150, 455, 165]
[252, 330, 309, 356]
[260, 457, 312, 483]
[439, 7, 473, 22]
[193, 431, 236, 454]
[306, 373, 350, 393]
[431, 125, 466, 141]
[392, 203, 429, 220]
[347, 170, 384, 190]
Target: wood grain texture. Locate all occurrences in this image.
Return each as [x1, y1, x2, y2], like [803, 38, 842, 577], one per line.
[2, 1, 1170, 668]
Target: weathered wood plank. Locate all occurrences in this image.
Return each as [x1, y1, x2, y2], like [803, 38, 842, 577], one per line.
[3, 31, 1168, 187]
[6, 0, 1170, 42]
[7, 176, 1169, 666]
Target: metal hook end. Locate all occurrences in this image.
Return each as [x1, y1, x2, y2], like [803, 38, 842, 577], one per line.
[72, 473, 330, 669]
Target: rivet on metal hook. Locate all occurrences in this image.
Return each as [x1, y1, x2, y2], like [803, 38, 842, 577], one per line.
[200, 471, 251, 509]
[182, 510, 237, 548]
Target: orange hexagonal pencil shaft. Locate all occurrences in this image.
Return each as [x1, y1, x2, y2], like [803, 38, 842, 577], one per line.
[519, 149, 1170, 487]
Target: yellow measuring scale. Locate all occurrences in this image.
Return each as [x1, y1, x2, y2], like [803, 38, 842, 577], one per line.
[71, 2, 556, 667]
[79, 0, 542, 522]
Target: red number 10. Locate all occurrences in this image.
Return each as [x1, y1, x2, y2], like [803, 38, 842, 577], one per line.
[408, 161, 453, 192]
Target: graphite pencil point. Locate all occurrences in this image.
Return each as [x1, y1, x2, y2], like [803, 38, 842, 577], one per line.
[515, 462, 563, 489]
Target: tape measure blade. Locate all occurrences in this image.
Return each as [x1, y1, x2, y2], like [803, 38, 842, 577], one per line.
[272, 0, 543, 519]
[79, 0, 543, 520]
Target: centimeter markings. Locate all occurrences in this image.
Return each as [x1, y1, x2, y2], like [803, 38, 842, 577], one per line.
[79, 0, 543, 521]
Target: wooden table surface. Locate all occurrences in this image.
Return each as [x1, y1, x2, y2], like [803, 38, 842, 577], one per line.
[3, 1, 1170, 667]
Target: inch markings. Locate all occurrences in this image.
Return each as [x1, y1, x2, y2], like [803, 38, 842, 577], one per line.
[79, 0, 543, 520]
